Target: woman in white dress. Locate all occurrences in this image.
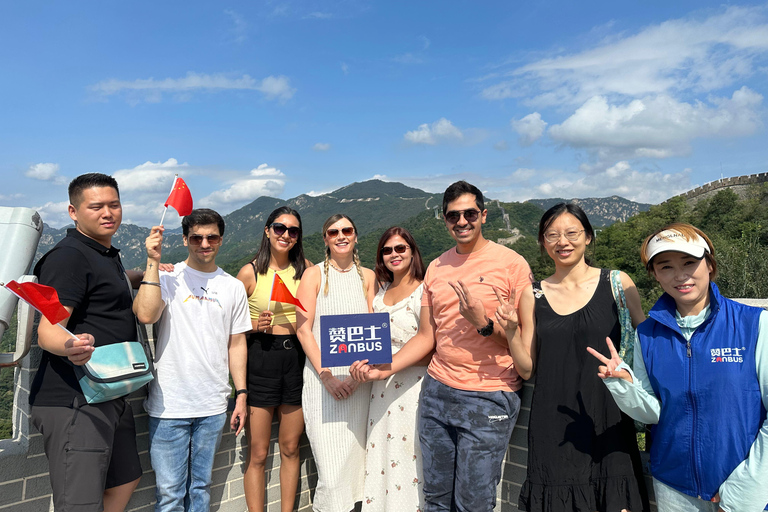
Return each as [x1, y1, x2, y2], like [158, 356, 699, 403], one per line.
[296, 214, 377, 512]
[362, 227, 427, 512]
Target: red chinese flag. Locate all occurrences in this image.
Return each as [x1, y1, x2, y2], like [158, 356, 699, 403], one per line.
[270, 274, 306, 312]
[164, 177, 193, 216]
[4, 280, 70, 325]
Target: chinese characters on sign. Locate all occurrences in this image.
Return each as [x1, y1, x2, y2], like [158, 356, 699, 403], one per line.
[320, 312, 392, 367]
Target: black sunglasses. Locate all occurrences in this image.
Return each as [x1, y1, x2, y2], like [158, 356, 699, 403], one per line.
[445, 209, 480, 224]
[380, 244, 409, 256]
[270, 222, 300, 239]
[326, 227, 355, 238]
[188, 234, 222, 245]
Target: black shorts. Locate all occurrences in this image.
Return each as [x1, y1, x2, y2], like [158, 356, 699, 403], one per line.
[247, 332, 305, 407]
[31, 396, 142, 511]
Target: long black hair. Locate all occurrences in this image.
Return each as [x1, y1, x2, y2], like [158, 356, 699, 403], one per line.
[252, 206, 307, 280]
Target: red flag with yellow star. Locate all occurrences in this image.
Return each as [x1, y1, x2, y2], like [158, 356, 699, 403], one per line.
[164, 177, 193, 216]
[270, 274, 306, 312]
[4, 280, 70, 325]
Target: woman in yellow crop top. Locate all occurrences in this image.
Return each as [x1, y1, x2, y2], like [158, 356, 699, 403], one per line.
[236, 206, 312, 512]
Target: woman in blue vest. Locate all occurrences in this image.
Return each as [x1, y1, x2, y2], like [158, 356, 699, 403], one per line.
[589, 223, 768, 511]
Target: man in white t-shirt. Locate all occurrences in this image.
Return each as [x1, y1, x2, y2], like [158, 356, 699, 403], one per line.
[133, 208, 251, 512]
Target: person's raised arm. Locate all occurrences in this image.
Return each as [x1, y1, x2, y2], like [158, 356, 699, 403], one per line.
[496, 284, 537, 380]
[133, 226, 166, 324]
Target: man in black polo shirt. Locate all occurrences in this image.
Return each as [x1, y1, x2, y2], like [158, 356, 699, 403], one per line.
[31, 173, 142, 512]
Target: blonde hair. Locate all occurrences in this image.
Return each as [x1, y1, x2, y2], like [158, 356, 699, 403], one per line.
[641, 222, 717, 279]
[321, 214, 367, 296]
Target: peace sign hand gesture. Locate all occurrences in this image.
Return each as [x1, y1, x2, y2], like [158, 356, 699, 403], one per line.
[493, 286, 518, 334]
[448, 280, 488, 330]
[586, 337, 633, 383]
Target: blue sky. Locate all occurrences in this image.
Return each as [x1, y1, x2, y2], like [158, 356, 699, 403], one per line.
[2, 1, 767, 228]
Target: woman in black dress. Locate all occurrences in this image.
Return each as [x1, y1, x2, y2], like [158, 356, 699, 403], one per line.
[496, 203, 650, 512]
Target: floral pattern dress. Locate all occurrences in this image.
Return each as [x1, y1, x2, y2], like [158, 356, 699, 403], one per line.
[363, 283, 426, 512]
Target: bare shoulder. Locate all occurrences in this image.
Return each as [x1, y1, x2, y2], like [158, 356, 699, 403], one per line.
[618, 270, 637, 289]
[235, 263, 255, 284]
[304, 258, 314, 268]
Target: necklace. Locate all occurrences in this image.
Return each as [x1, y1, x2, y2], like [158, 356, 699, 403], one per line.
[329, 262, 354, 273]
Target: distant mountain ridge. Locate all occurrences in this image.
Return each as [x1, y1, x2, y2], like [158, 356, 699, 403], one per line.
[34, 181, 648, 270]
[526, 196, 651, 226]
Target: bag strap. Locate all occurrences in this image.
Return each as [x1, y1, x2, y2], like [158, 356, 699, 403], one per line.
[123, 272, 154, 360]
[610, 269, 634, 365]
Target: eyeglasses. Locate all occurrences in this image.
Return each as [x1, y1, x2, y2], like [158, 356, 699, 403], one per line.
[445, 209, 480, 224]
[543, 229, 585, 243]
[380, 244, 409, 256]
[270, 222, 300, 239]
[187, 234, 222, 245]
[326, 227, 355, 238]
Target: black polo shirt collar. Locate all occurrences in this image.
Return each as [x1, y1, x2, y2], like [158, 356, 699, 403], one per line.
[66, 228, 121, 257]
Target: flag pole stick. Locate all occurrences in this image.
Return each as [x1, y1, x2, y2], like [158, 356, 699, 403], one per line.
[159, 174, 179, 226]
[267, 273, 276, 313]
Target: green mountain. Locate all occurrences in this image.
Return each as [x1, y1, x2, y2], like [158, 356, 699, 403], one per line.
[526, 196, 652, 227]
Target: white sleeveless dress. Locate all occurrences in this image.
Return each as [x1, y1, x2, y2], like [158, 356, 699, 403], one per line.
[362, 283, 426, 512]
[303, 265, 373, 512]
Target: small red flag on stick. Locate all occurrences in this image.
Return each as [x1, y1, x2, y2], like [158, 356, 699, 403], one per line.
[3, 280, 71, 325]
[270, 274, 306, 312]
[164, 176, 193, 217]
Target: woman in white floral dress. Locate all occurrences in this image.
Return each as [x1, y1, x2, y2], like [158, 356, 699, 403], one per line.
[363, 227, 428, 512]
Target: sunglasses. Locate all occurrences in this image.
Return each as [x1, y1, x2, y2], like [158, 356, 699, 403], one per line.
[445, 208, 480, 224]
[187, 234, 222, 245]
[270, 222, 300, 239]
[326, 227, 355, 238]
[380, 244, 409, 256]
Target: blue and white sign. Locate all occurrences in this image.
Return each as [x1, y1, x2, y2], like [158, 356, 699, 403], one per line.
[320, 312, 392, 367]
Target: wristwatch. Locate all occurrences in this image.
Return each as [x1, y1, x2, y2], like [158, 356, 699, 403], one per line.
[477, 318, 494, 337]
[235, 389, 248, 397]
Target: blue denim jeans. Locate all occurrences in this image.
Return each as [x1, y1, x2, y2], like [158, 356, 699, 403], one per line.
[418, 375, 521, 512]
[148, 413, 227, 512]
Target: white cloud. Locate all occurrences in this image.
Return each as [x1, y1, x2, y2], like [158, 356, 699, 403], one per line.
[480, 5, 768, 105]
[421, 36, 431, 50]
[26, 163, 66, 184]
[341, 62, 349, 75]
[113, 158, 190, 192]
[313, 143, 331, 151]
[201, 164, 286, 207]
[34, 200, 72, 228]
[511, 113, 547, 146]
[548, 87, 763, 161]
[90, 72, 296, 103]
[404, 118, 464, 145]
[305, 11, 333, 19]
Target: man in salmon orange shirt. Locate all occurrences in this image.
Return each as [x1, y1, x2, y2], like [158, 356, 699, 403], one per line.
[351, 180, 533, 511]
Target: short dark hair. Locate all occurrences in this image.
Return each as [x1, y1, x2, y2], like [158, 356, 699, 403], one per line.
[252, 206, 307, 281]
[182, 208, 225, 237]
[68, 173, 120, 207]
[374, 226, 426, 284]
[442, 180, 484, 214]
[537, 203, 595, 260]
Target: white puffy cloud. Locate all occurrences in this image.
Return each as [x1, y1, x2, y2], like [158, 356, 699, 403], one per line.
[313, 143, 331, 151]
[201, 164, 286, 207]
[34, 200, 72, 228]
[511, 113, 547, 146]
[113, 158, 190, 192]
[480, 5, 768, 105]
[26, 163, 66, 184]
[89, 72, 296, 103]
[548, 87, 763, 160]
[404, 118, 464, 145]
